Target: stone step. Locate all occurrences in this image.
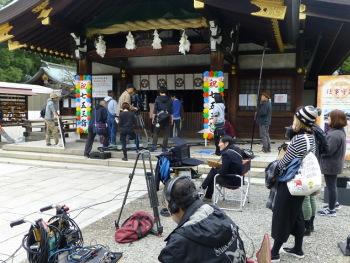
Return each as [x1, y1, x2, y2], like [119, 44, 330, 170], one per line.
[0, 150, 266, 178]
[2, 143, 275, 169]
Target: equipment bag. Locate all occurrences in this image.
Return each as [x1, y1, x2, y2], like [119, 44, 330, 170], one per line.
[287, 134, 322, 196]
[115, 211, 154, 243]
[40, 105, 46, 118]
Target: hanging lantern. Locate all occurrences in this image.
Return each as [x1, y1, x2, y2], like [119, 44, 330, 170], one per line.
[125, 31, 136, 50]
[152, 29, 162, 50]
[95, 35, 106, 58]
[179, 30, 191, 55]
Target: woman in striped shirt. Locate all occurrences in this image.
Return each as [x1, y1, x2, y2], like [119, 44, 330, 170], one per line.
[271, 106, 318, 262]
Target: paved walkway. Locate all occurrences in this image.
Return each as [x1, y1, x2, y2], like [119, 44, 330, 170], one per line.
[0, 162, 148, 262]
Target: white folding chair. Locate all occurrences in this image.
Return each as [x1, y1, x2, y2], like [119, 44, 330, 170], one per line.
[213, 160, 251, 211]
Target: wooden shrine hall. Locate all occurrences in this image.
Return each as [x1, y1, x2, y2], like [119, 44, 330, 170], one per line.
[0, 0, 349, 138]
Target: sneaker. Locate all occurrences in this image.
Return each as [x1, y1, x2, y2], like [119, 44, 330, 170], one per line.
[323, 202, 341, 210]
[197, 186, 205, 199]
[122, 157, 128, 161]
[281, 247, 305, 259]
[271, 254, 280, 262]
[318, 208, 336, 217]
[46, 143, 51, 146]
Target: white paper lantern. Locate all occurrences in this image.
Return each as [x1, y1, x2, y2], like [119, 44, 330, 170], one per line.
[125, 31, 136, 50]
[95, 35, 106, 58]
[179, 30, 191, 55]
[152, 29, 162, 50]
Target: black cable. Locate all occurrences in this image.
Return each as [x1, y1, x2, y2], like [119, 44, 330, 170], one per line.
[70, 189, 148, 220]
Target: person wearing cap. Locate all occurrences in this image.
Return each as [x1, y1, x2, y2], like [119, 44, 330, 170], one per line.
[256, 91, 272, 153]
[44, 93, 60, 146]
[159, 176, 246, 263]
[270, 106, 318, 262]
[104, 90, 118, 146]
[118, 84, 138, 115]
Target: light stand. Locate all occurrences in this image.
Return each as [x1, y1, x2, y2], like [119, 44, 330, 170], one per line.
[249, 42, 267, 151]
[115, 150, 163, 235]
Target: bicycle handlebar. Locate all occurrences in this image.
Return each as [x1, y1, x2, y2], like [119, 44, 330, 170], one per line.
[40, 205, 53, 212]
[10, 219, 25, 228]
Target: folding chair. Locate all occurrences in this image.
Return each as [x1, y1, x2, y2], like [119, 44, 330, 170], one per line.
[213, 160, 251, 211]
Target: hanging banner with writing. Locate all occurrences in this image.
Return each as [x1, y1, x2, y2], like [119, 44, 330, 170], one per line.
[202, 71, 224, 139]
[317, 75, 350, 160]
[75, 75, 92, 134]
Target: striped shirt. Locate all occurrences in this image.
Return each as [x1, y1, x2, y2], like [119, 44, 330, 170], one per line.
[277, 133, 316, 172]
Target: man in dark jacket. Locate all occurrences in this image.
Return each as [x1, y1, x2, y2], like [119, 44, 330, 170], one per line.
[159, 176, 246, 263]
[84, 101, 108, 157]
[151, 87, 173, 152]
[201, 136, 246, 200]
[256, 91, 272, 153]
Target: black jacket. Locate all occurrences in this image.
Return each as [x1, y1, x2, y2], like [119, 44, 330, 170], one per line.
[257, 100, 272, 125]
[158, 200, 246, 263]
[89, 105, 107, 128]
[218, 145, 243, 176]
[119, 110, 137, 133]
[154, 95, 173, 114]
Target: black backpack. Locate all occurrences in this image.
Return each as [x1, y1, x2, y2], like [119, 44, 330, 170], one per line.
[40, 105, 46, 118]
[312, 125, 329, 158]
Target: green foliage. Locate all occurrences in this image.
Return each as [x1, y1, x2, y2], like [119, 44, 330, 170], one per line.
[340, 56, 350, 74]
[0, 44, 73, 83]
[0, 0, 13, 8]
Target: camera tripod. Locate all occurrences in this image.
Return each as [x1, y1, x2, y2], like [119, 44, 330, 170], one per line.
[115, 150, 163, 235]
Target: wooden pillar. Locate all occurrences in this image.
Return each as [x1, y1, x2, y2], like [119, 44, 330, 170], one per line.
[227, 65, 239, 126]
[210, 50, 224, 71]
[77, 58, 92, 75]
[295, 35, 305, 110]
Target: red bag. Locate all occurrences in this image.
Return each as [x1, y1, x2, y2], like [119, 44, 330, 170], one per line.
[115, 211, 154, 243]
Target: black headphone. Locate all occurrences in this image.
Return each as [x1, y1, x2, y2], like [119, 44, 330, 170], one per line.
[165, 176, 199, 214]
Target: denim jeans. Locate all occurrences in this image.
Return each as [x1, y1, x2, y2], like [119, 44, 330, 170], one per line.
[107, 112, 117, 145]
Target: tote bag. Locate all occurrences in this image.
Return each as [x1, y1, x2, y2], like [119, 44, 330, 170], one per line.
[287, 134, 322, 196]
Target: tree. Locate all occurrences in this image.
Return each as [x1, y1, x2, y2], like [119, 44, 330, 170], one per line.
[340, 56, 350, 74]
[0, 44, 74, 83]
[0, 0, 13, 8]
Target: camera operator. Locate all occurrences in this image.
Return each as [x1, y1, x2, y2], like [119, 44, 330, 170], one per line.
[159, 176, 246, 263]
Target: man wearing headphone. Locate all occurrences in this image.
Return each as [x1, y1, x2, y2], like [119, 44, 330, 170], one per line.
[158, 176, 246, 263]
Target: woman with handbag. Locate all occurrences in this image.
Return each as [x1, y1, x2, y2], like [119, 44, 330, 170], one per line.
[84, 100, 108, 157]
[270, 106, 318, 262]
[318, 109, 347, 217]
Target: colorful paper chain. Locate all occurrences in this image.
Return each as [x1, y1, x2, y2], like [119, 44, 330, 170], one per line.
[75, 75, 92, 134]
[202, 71, 224, 140]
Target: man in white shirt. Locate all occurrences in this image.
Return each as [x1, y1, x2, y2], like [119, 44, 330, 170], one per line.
[104, 90, 119, 145]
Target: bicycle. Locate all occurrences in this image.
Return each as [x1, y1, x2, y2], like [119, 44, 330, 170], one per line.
[10, 204, 83, 263]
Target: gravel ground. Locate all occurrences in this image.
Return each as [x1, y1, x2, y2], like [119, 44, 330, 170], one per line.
[81, 184, 350, 263]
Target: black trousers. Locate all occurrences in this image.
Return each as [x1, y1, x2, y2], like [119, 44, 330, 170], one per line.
[120, 130, 139, 158]
[201, 168, 241, 199]
[152, 123, 171, 149]
[324, 174, 338, 210]
[271, 182, 305, 254]
[84, 126, 108, 156]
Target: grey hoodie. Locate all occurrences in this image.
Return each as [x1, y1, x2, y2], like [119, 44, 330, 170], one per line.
[212, 103, 225, 124]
